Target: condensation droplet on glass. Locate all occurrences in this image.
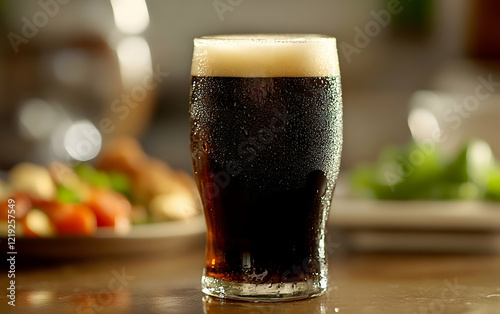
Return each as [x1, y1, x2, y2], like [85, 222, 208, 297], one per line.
[203, 142, 211, 153]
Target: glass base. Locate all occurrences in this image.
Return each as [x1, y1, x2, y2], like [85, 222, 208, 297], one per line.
[201, 270, 328, 302]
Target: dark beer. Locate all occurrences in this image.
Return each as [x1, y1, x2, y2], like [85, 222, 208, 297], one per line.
[190, 35, 342, 301]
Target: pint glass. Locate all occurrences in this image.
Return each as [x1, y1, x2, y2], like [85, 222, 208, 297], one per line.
[189, 34, 342, 301]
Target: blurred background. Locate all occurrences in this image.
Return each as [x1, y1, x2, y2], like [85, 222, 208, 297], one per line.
[0, 0, 499, 174]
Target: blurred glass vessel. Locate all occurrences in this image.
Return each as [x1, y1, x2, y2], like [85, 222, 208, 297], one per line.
[0, 0, 155, 168]
[189, 34, 343, 301]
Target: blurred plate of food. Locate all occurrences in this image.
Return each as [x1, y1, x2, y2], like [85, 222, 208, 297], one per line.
[329, 139, 500, 254]
[4, 216, 205, 259]
[0, 137, 205, 258]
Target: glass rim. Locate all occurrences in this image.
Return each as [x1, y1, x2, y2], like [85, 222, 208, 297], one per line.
[194, 34, 336, 45]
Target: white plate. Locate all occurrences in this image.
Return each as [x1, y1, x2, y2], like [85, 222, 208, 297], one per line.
[10, 215, 206, 259]
[330, 197, 500, 231]
[329, 197, 500, 253]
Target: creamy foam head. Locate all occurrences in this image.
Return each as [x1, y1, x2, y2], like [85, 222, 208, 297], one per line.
[191, 34, 339, 77]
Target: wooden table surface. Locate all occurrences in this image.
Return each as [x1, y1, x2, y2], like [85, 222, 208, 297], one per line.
[2, 247, 500, 314]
